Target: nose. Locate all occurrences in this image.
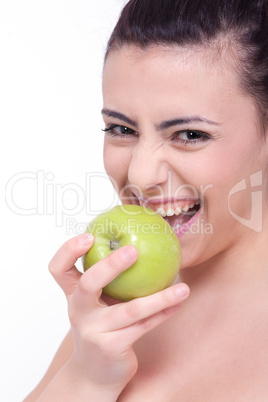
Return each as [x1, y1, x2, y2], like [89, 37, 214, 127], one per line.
[127, 140, 170, 195]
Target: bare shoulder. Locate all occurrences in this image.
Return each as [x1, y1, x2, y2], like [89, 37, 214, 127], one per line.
[24, 330, 73, 401]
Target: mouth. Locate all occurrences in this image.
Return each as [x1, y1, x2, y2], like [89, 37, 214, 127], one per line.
[132, 195, 202, 237]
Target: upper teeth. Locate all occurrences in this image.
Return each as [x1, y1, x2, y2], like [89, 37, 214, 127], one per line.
[156, 201, 200, 218]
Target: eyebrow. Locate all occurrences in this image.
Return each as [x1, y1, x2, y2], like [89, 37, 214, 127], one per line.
[158, 117, 220, 130]
[101, 109, 138, 128]
[101, 108, 220, 130]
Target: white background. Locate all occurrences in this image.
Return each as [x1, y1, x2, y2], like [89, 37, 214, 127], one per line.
[1, 1, 126, 400]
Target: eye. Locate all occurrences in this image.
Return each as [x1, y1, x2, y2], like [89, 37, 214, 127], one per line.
[102, 124, 137, 137]
[171, 130, 211, 145]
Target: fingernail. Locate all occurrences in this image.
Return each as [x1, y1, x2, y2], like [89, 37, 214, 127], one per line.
[175, 284, 190, 298]
[79, 233, 94, 246]
[122, 246, 138, 260]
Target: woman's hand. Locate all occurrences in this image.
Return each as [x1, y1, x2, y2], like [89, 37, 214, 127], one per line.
[46, 233, 190, 400]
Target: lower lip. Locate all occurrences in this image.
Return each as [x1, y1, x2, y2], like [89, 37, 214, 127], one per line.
[173, 207, 202, 238]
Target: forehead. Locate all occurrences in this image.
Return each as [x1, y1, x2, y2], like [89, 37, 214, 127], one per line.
[102, 44, 258, 130]
[102, 44, 239, 99]
[103, 43, 236, 82]
[104, 46, 232, 103]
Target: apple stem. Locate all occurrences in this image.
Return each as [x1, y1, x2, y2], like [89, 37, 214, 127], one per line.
[110, 240, 119, 250]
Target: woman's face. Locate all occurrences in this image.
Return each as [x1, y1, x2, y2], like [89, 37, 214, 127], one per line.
[102, 45, 268, 268]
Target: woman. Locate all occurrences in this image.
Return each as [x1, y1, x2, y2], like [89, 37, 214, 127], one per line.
[26, 0, 268, 400]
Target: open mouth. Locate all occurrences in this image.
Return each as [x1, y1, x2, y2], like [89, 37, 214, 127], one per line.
[158, 201, 201, 231]
[133, 195, 202, 236]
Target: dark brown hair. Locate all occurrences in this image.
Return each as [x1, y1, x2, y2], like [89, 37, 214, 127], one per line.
[106, 0, 268, 128]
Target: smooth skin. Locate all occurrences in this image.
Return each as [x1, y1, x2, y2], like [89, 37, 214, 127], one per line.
[25, 45, 268, 401]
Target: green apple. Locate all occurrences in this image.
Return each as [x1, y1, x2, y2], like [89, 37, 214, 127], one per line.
[83, 204, 181, 301]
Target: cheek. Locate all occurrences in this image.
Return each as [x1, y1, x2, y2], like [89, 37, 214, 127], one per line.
[188, 146, 261, 229]
[103, 142, 131, 190]
[181, 137, 258, 196]
[172, 151, 241, 223]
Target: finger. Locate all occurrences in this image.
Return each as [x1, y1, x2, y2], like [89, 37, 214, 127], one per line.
[119, 302, 184, 346]
[113, 285, 190, 346]
[48, 233, 94, 296]
[75, 245, 138, 309]
[104, 283, 190, 331]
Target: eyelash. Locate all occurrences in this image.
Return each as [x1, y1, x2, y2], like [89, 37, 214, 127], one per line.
[102, 124, 211, 145]
[170, 130, 211, 145]
[102, 124, 137, 138]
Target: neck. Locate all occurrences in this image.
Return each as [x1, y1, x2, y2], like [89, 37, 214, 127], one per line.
[179, 218, 268, 298]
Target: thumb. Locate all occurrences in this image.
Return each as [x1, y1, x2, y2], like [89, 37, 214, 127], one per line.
[48, 233, 94, 296]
